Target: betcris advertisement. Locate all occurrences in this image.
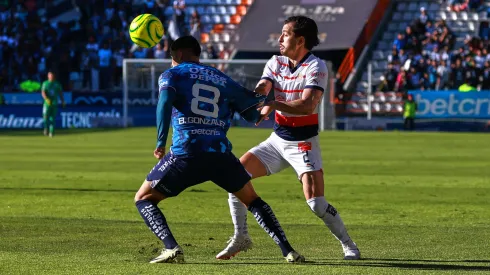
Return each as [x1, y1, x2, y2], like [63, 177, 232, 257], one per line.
[410, 91, 490, 118]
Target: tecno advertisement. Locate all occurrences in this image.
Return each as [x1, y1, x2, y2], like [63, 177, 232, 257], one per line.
[409, 91, 490, 119]
[236, 0, 378, 51]
[0, 106, 126, 129]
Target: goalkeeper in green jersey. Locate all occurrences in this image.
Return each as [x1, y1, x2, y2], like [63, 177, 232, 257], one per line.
[41, 72, 65, 137]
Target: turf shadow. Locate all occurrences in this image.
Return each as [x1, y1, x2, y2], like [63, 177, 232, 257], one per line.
[363, 257, 490, 263]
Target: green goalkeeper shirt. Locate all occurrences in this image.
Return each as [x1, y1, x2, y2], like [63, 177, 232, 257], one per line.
[41, 80, 62, 106]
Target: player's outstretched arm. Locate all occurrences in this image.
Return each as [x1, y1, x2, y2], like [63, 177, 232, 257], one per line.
[261, 88, 323, 115]
[155, 87, 175, 159]
[254, 79, 273, 96]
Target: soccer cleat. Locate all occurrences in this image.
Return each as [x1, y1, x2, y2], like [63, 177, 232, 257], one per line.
[43, 129, 48, 136]
[149, 246, 184, 264]
[216, 235, 253, 260]
[342, 240, 361, 260]
[49, 133, 53, 138]
[285, 251, 305, 263]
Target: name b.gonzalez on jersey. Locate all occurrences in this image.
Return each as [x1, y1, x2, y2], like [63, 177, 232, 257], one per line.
[158, 62, 265, 156]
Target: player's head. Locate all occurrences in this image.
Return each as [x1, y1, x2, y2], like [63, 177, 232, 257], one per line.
[47, 71, 55, 81]
[279, 16, 319, 58]
[170, 35, 201, 67]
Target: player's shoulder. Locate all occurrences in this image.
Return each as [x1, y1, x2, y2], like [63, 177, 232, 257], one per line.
[268, 55, 289, 66]
[307, 54, 327, 71]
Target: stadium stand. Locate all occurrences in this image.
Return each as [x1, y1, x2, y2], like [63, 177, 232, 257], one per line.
[0, 0, 253, 92]
[345, 0, 489, 116]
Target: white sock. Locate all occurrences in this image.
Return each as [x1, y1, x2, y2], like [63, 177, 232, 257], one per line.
[307, 196, 351, 243]
[228, 193, 249, 237]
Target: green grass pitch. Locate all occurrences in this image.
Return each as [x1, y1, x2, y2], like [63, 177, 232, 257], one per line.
[0, 128, 489, 274]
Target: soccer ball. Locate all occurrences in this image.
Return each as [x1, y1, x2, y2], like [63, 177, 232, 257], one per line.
[129, 14, 164, 48]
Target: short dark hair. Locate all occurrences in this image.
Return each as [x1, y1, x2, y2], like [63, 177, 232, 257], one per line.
[284, 16, 320, 50]
[170, 35, 201, 57]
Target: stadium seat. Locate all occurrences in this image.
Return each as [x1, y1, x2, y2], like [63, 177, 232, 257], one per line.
[429, 2, 440, 11]
[201, 15, 211, 23]
[241, 0, 252, 5]
[450, 12, 457, 21]
[226, 6, 236, 15]
[186, 6, 196, 14]
[217, 6, 227, 15]
[403, 12, 413, 21]
[408, 2, 418, 11]
[207, 6, 217, 14]
[472, 13, 479, 21]
[201, 33, 210, 43]
[222, 15, 230, 24]
[382, 32, 394, 41]
[215, 0, 226, 4]
[377, 41, 390, 51]
[372, 102, 381, 112]
[222, 32, 231, 42]
[383, 103, 392, 112]
[237, 5, 247, 16]
[388, 23, 398, 32]
[395, 104, 403, 112]
[374, 50, 384, 60]
[378, 61, 388, 70]
[197, 6, 206, 15]
[392, 12, 402, 21]
[397, 3, 407, 11]
[211, 33, 220, 43]
[374, 92, 386, 102]
[230, 15, 241, 24]
[212, 14, 221, 23]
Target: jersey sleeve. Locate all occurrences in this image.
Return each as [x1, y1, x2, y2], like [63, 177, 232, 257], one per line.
[260, 56, 276, 84]
[156, 70, 177, 148]
[229, 80, 266, 123]
[158, 70, 177, 92]
[305, 60, 328, 92]
[41, 81, 47, 91]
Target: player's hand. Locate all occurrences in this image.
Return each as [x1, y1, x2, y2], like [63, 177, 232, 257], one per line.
[255, 104, 274, 126]
[153, 147, 165, 159]
[46, 99, 51, 106]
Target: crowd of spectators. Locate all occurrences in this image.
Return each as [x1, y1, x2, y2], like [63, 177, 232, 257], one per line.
[378, 1, 490, 93]
[0, 0, 225, 93]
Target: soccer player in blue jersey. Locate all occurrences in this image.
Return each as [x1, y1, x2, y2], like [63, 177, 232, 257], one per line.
[134, 36, 305, 264]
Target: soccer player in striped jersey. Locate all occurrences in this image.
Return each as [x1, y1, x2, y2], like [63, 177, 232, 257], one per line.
[216, 16, 361, 260]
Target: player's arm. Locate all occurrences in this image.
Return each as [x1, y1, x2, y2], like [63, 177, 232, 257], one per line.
[154, 71, 176, 159]
[58, 85, 65, 106]
[263, 88, 323, 115]
[41, 82, 50, 105]
[261, 61, 327, 116]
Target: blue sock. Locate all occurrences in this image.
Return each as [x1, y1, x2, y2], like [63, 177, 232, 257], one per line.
[248, 197, 294, 257]
[135, 200, 178, 249]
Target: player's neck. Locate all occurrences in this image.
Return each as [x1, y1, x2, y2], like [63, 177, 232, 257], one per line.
[288, 50, 310, 68]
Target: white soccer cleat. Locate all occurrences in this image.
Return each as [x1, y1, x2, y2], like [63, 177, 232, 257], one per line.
[149, 246, 185, 264]
[285, 251, 305, 263]
[342, 240, 361, 260]
[215, 235, 253, 260]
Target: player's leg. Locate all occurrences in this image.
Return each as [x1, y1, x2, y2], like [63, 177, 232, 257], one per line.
[285, 136, 360, 260]
[134, 180, 183, 263]
[48, 106, 57, 137]
[213, 153, 304, 263]
[217, 135, 289, 259]
[42, 104, 49, 136]
[134, 153, 192, 264]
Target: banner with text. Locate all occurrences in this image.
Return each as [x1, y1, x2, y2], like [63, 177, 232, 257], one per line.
[409, 91, 490, 119]
[235, 0, 378, 51]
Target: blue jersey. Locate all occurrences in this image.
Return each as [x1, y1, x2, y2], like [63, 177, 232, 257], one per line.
[156, 62, 265, 156]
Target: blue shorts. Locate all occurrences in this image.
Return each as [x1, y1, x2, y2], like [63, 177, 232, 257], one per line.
[146, 152, 251, 197]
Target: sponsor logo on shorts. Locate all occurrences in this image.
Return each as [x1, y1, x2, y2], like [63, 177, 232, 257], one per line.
[298, 142, 312, 152]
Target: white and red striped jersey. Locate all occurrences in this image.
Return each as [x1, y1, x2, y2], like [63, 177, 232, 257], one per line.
[261, 52, 327, 141]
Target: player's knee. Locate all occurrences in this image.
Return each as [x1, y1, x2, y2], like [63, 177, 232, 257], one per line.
[306, 196, 331, 218]
[134, 180, 153, 203]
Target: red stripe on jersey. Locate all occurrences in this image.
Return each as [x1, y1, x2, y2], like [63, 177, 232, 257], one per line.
[274, 87, 303, 93]
[275, 112, 318, 127]
[276, 59, 289, 67]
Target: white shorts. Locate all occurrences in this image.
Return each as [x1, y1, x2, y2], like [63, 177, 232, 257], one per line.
[249, 132, 323, 179]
